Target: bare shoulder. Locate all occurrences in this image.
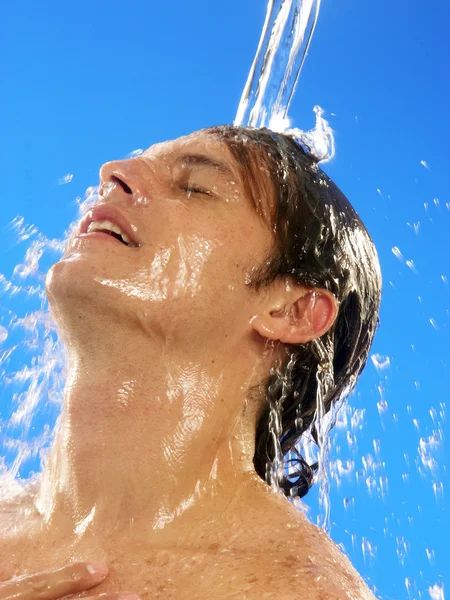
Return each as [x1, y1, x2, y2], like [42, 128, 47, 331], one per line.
[257, 509, 377, 600]
[226, 479, 378, 599]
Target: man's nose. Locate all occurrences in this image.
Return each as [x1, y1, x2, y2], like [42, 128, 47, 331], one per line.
[99, 160, 139, 199]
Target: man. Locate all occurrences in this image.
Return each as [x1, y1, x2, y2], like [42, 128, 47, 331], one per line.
[1, 126, 381, 599]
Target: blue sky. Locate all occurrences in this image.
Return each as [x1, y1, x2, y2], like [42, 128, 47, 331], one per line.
[1, 1, 449, 598]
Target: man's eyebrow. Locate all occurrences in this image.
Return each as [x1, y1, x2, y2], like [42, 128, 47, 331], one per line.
[174, 153, 235, 180]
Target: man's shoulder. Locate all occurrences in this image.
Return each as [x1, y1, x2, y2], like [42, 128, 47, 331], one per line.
[257, 510, 377, 600]
[234, 492, 377, 600]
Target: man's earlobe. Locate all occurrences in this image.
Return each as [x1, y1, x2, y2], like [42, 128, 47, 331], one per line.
[250, 290, 338, 345]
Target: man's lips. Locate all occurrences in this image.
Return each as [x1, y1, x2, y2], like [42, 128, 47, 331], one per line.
[78, 204, 141, 247]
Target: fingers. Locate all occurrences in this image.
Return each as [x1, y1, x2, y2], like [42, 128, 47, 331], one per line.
[0, 562, 109, 600]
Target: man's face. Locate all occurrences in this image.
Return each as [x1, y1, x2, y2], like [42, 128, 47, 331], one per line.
[49, 130, 275, 358]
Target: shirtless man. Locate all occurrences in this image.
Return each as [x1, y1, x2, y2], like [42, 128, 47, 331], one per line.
[0, 125, 381, 599]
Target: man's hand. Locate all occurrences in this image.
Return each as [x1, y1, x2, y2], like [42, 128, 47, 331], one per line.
[0, 562, 141, 600]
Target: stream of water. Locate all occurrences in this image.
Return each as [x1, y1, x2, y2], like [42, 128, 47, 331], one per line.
[235, 0, 334, 163]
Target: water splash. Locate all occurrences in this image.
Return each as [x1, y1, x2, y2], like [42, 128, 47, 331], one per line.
[0, 188, 99, 504]
[371, 353, 390, 372]
[429, 582, 445, 600]
[285, 105, 335, 163]
[57, 174, 74, 186]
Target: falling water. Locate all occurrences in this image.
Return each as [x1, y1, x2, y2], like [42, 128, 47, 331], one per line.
[235, 0, 321, 130]
[234, 0, 334, 163]
[0, 191, 99, 504]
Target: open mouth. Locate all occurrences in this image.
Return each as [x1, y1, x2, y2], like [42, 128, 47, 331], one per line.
[86, 219, 139, 247]
[78, 204, 141, 248]
[93, 229, 129, 245]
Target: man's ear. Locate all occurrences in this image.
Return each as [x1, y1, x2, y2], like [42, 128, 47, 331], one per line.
[250, 284, 338, 345]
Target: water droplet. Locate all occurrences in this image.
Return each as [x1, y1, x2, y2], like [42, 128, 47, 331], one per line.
[373, 439, 381, 456]
[425, 547, 435, 566]
[134, 194, 150, 206]
[57, 173, 73, 185]
[428, 582, 444, 600]
[0, 325, 8, 343]
[392, 246, 403, 261]
[432, 481, 444, 500]
[361, 537, 376, 562]
[126, 148, 144, 158]
[343, 497, 354, 510]
[430, 318, 439, 330]
[377, 399, 388, 416]
[406, 259, 419, 275]
[371, 354, 390, 371]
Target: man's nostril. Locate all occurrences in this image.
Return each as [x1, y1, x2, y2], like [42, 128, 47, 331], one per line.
[111, 175, 133, 195]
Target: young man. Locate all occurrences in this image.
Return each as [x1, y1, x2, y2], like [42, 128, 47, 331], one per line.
[1, 126, 381, 599]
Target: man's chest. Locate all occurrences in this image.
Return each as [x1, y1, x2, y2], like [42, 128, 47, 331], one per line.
[81, 549, 265, 599]
[2, 542, 288, 600]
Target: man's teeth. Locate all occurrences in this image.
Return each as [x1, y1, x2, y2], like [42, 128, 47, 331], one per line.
[87, 219, 137, 246]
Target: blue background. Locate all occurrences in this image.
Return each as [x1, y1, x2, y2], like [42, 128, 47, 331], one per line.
[1, 1, 449, 598]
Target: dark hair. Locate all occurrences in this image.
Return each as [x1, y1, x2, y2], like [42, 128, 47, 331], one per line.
[205, 125, 382, 498]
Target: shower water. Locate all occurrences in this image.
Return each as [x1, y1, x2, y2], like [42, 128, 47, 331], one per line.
[235, 0, 334, 163]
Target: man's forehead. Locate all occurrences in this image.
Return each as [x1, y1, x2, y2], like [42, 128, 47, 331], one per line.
[141, 131, 223, 160]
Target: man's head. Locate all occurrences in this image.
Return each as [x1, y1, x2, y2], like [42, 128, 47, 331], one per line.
[45, 125, 381, 498]
[206, 126, 382, 497]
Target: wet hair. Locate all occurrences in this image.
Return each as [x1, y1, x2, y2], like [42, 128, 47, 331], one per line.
[205, 125, 382, 498]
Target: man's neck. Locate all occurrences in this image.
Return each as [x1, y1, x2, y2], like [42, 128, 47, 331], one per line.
[33, 340, 268, 549]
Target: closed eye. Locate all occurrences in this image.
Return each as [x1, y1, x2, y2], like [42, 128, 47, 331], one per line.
[181, 185, 213, 196]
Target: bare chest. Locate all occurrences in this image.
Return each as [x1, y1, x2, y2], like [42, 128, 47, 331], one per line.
[1, 538, 297, 600]
[0, 502, 373, 600]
